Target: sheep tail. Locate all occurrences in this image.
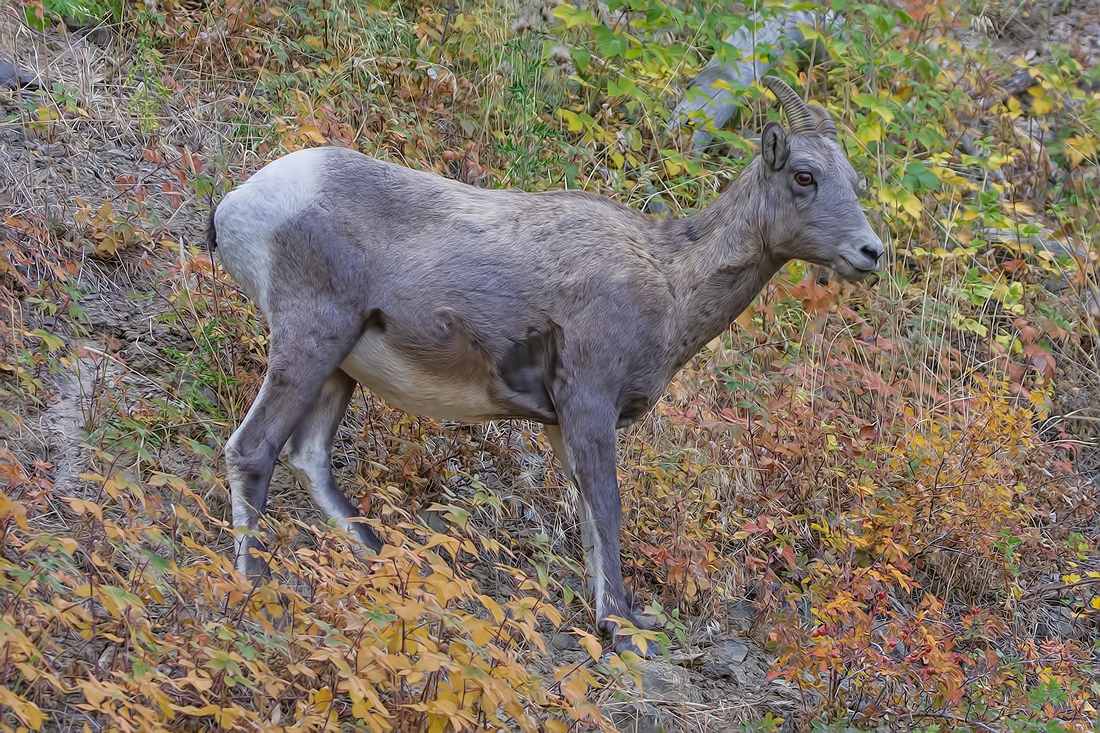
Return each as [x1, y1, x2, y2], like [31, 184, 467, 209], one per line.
[205, 206, 218, 252]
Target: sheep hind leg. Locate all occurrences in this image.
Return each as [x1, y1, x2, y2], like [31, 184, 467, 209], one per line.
[226, 314, 364, 583]
[281, 369, 383, 554]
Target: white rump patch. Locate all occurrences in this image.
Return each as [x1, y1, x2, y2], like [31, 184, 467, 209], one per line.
[213, 148, 329, 313]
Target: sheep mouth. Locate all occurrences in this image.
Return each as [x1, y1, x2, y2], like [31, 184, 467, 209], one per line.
[835, 255, 879, 281]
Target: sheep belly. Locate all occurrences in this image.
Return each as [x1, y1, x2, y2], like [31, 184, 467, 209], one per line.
[340, 331, 497, 423]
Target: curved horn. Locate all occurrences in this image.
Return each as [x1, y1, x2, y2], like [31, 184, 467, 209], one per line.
[761, 76, 816, 135]
[809, 103, 837, 139]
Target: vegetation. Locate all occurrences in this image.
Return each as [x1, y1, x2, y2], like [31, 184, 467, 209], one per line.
[1, 0, 1098, 729]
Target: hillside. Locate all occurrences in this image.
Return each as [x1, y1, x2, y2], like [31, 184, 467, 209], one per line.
[1, 0, 1099, 730]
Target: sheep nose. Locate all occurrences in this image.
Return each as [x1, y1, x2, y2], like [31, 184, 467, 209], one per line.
[860, 241, 885, 263]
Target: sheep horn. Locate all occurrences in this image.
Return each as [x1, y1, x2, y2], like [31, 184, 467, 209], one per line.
[809, 103, 838, 139]
[761, 76, 816, 135]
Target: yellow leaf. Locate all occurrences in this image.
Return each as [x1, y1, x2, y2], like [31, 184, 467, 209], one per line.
[0, 687, 45, 730]
[298, 124, 327, 145]
[482, 596, 505, 624]
[1065, 135, 1098, 167]
[352, 698, 372, 720]
[468, 619, 494, 647]
[1090, 597, 1100, 610]
[573, 628, 603, 662]
[313, 687, 333, 707]
[544, 721, 569, 733]
[541, 604, 564, 626]
[856, 123, 882, 145]
[1007, 201, 1036, 217]
[429, 698, 458, 716]
[563, 673, 589, 701]
[901, 192, 923, 218]
[557, 109, 582, 132]
[1030, 92, 1053, 115]
[663, 158, 682, 177]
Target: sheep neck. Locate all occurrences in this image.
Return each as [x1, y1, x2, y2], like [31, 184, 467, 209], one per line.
[656, 163, 782, 374]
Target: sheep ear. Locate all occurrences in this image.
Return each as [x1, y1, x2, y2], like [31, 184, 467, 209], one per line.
[761, 121, 789, 170]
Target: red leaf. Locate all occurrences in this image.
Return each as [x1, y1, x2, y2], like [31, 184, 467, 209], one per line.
[1023, 343, 1056, 381]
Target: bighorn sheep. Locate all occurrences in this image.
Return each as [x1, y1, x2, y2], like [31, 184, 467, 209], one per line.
[207, 77, 884, 651]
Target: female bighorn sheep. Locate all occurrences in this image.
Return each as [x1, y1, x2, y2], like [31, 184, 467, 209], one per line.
[208, 77, 884, 650]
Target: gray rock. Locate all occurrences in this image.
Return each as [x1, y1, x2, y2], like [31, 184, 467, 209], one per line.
[605, 660, 702, 733]
[699, 639, 750, 680]
[548, 632, 578, 652]
[713, 639, 748, 663]
[0, 60, 41, 91]
[726, 601, 758, 633]
[669, 9, 842, 151]
[638, 660, 701, 702]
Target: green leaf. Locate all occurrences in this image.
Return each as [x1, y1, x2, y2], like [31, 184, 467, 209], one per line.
[914, 54, 940, 80]
[853, 93, 896, 123]
[30, 329, 65, 352]
[645, 0, 665, 23]
[901, 162, 940, 192]
[570, 44, 591, 71]
[593, 26, 628, 59]
[608, 75, 638, 98]
[553, 5, 598, 28]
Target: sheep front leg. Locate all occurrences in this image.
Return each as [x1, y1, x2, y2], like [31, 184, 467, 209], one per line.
[550, 403, 653, 656]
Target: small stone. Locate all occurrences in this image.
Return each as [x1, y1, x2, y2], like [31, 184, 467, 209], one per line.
[605, 660, 703, 733]
[549, 632, 577, 652]
[699, 638, 750, 680]
[0, 60, 41, 91]
[725, 601, 757, 633]
[638, 660, 702, 703]
[712, 639, 748, 664]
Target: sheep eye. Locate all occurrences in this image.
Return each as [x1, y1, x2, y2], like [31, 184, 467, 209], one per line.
[795, 171, 814, 186]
